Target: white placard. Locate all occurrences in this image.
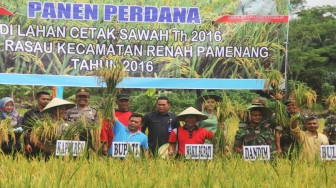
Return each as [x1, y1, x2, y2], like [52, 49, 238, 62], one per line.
[321, 145, 336, 160]
[185, 144, 213, 160]
[112, 142, 140, 158]
[243, 145, 270, 161]
[55, 140, 86, 157]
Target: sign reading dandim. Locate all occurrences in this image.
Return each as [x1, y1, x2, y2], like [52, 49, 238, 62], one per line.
[243, 145, 270, 161]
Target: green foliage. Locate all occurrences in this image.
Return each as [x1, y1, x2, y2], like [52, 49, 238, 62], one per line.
[288, 6, 336, 97]
[322, 83, 335, 99]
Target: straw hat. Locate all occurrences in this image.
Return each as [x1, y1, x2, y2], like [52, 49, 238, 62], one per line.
[246, 105, 272, 120]
[176, 107, 208, 121]
[251, 97, 266, 106]
[195, 94, 223, 109]
[42, 98, 75, 112]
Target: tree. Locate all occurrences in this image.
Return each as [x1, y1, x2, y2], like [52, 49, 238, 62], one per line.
[287, 6, 336, 97]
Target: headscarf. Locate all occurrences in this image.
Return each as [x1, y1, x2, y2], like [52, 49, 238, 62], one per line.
[0, 97, 21, 125]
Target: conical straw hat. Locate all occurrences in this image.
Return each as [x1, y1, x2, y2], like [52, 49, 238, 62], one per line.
[176, 107, 208, 121]
[42, 98, 75, 112]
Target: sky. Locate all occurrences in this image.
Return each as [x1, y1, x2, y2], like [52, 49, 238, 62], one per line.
[305, 0, 336, 8]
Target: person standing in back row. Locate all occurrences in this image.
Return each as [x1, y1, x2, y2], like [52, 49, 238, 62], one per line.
[101, 94, 133, 155]
[141, 96, 179, 155]
[23, 91, 51, 158]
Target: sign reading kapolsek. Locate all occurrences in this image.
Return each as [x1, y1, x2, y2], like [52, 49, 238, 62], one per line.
[185, 144, 213, 160]
[321, 145, 336, 160]
[0, 0, 289, 89]
[112, 142, 140, 158]
[243, 145, 270, 161]
[55, 140, 86, 157]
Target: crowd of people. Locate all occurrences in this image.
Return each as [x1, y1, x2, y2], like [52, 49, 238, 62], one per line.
[0, 88, 334, 161]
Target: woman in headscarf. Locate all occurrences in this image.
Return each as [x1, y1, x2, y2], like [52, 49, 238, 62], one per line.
[195, 94, 223, 144]
[0, 97, 23, 154]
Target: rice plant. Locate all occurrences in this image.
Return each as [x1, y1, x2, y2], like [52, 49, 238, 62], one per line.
[290, 82, 317, 110]
[325, 92, 336, 112]
[261, 69, 289, 127]
[0, 118, 16, 147]
[95, 63, 127, 122]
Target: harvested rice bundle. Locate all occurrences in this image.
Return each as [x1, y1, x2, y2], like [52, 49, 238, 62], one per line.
[95, 64, 127, 122]
[213, 92, 242, 154]
[262, 69, 289, 127]
[325, 92, 336, 112]
[0, 118, 16, 147]
[290, 82, 317, 110]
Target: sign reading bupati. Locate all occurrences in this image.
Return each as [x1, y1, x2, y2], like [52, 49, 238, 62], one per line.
[55, 140, 86, 157]
[321, 145, 336, 160]
[0, 0, 289, 89]
[243, 145, 270, 161]
[185, 144, 213, 160]
[112, 142, 140, 158]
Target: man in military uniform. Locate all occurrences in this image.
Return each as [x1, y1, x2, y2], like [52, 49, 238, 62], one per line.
[234, 105, 276, 154]
[274, 98, 302, 157]
[238, 97, 269, 129]
[66, 88, 99, 151]
[323, 114, 336, 144]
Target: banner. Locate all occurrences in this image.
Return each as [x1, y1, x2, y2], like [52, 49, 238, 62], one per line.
[0, 0, 289, 89]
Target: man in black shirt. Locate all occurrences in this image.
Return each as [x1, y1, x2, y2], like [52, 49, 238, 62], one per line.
[23, 91, 51, 157]
[141, 96, 179, 155]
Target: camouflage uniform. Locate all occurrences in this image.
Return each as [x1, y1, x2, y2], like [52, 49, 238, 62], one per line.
[323, 115, 336, 144]
[238, 98, 275, 130]
[234, 124, 276, 153]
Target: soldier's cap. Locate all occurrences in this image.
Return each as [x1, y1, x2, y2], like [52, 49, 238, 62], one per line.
[42, 98, 75, 112]
[251, 97, 266, 106]
[285, 97, 296, 105]
[247, 105, 272, 120]
[76, 88, 90, 96]
[117, 94, 130, 101]
[176, 107, 208, 121]
[195, 94, 223, 109]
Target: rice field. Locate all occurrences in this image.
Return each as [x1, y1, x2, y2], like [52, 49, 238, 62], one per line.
[1, 118, 335, 187]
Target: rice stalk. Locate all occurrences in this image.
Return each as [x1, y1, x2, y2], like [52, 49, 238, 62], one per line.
[325, 92, 336, 112]
[95, 63, 127, 122]
[290, 82, 317, 109]
[261, 69, 284, 95]
[0, 118, 16, 147]
[212, 92, 244, 154]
